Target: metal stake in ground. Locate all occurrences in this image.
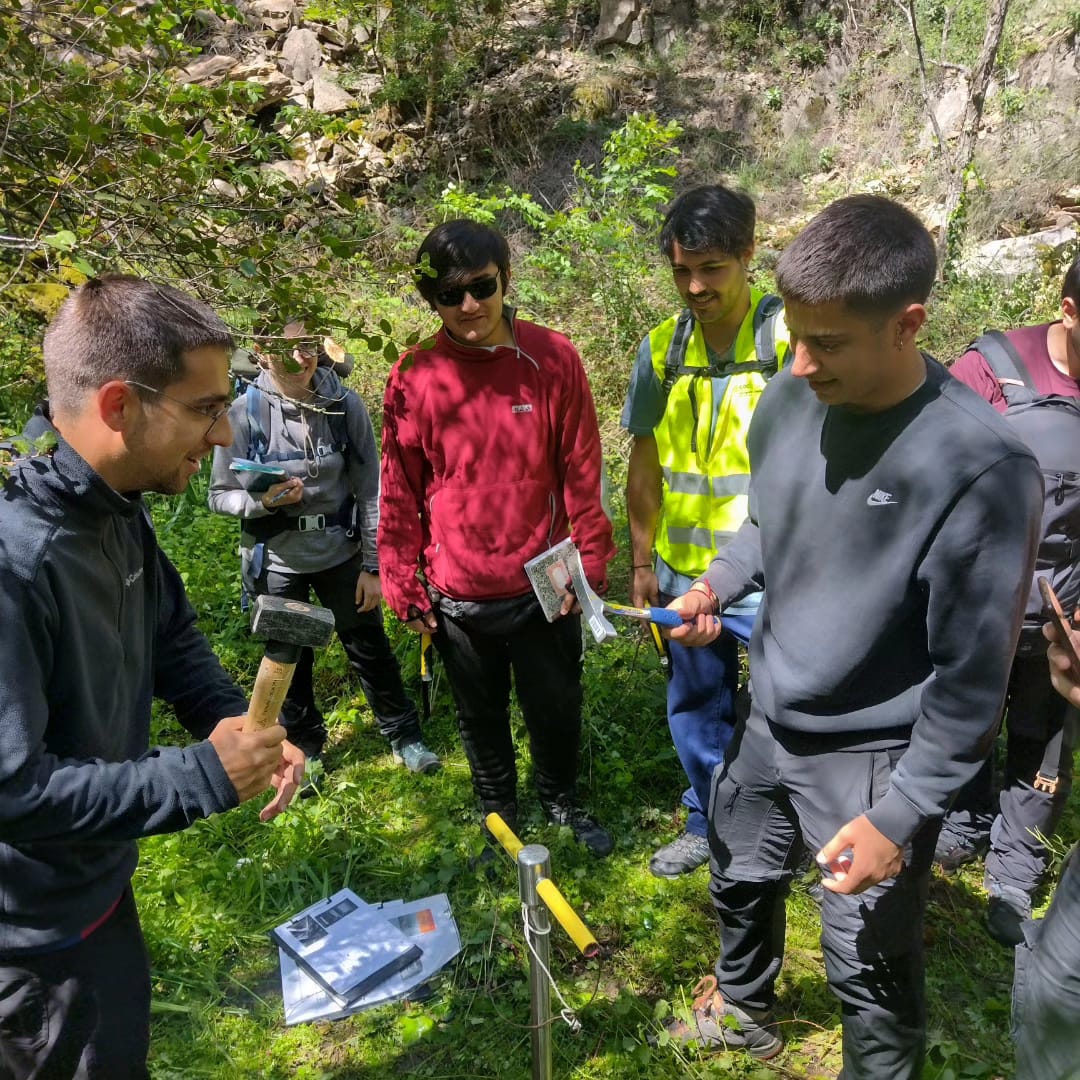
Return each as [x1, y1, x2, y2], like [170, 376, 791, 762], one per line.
[486, 814, 600, 1080]
[518, 844, 553, 1080]
[246, 595, 335, 732]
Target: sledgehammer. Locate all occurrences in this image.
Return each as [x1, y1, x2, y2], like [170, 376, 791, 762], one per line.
[246, 596, 335, 732]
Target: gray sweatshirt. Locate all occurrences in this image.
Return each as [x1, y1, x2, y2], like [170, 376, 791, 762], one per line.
[702, 358, 1043, 846]
[208, 369, 380, 575]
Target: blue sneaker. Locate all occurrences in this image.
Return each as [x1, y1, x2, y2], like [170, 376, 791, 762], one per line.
[392, 739, 441, 774]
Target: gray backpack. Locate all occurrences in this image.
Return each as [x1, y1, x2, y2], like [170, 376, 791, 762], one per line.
[971, 330, 1080, 654]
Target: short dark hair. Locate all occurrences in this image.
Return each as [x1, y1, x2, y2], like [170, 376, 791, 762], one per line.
[43, 274, 233, 412]
[659, 185, 756, 260]
[1062, 252, 1080, 305]
[775, 195, 937, 318]
[414, 219, 511, 308]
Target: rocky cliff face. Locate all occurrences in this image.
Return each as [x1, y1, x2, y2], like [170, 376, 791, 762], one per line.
[169, 0, 1078, 274]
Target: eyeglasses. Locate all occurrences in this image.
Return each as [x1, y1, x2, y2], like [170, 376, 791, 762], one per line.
[125, 381, 232, 438]
[435, 274, 500, 308]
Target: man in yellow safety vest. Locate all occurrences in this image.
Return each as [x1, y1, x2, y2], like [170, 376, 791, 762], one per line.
[622, 185, 787, 877]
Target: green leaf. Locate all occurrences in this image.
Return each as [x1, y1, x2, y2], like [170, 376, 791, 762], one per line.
[396, 1013, 434, 1045]
[238, 258, 258, 278]
[43, 231, 77, 251]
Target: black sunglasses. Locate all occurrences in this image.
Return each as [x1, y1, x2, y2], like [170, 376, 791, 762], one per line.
[435, 274, 500, 308]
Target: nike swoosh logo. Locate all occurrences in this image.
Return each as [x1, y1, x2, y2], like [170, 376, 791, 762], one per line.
[867, 490, 898, 506]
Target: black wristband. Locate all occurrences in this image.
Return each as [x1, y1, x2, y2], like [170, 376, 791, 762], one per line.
[631, 563, 653, 569]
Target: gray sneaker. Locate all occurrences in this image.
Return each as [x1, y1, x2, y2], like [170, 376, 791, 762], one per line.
[661, 976, 782, 1060]
[649, 832, 711, 877]
[392, 739, 441, 774]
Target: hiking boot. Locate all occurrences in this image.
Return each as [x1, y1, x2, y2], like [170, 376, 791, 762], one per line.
[985, 878, 1032, 947]
[661, 976, 782, 1060]
[649, 832, 711, 878]
[541, 798, 613, 858]
[392, 739, 441, 774]
[934, 837, 988, 874]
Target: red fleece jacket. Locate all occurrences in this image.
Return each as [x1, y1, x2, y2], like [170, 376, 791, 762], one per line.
[379, 314, 616, 620]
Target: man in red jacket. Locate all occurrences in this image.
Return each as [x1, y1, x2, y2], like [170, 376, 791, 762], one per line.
[379, 219, 617, 856]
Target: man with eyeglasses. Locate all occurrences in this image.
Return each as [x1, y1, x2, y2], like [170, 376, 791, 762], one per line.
[379, 219, 617, 857]
[0, 274, 303, 1075]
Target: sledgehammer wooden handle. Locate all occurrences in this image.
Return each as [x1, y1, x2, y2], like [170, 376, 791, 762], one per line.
[245, 655, 297, 732]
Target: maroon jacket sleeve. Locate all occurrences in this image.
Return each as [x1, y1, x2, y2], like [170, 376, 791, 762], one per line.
[948, 349, 1008, 413]
[378, 357, 431, 620]
[555, 341, 616, 593]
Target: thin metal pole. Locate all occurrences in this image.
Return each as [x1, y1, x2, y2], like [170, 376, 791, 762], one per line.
[517, 843, 552, 1080]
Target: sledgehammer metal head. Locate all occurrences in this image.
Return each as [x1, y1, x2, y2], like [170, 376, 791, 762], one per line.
[250, 595, 335, 655]
[245, 597, 335, 733]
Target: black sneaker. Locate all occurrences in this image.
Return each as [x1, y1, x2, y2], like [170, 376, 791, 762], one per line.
[661, 976, 782, 1060]
[934, 838, 987, 874]
[542, 799, 613, 858]
[649, 832, 711, 877]
[985, 879, 1031, 947]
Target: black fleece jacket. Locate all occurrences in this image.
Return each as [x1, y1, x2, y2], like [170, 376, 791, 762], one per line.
[702, 358, 1043, 847]
[0, 409, 245, 953]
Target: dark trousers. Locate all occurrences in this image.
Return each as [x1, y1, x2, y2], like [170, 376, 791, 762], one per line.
[256, 556, 420, 756]
[0, 891, 150, 1079]
[708, 705, 938, 1080]
[433, 604, 583, 809]
[1013, 844, 1080, 1080]
[661, 591, 739, 837]
[940, 654, 1076, 892]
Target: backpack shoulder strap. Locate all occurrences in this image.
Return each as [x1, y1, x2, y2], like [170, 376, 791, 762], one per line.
[971, 330, 1037, 404]
[331, 393, 353, 461]
[660, 310, 697, 400]
[752, 294, 783, 379]
[245, 383, 271, 462]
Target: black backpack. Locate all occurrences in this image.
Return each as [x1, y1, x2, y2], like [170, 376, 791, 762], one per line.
[970, 330, 1080, 655]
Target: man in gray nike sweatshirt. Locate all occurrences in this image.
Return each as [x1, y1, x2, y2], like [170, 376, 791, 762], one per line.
[664, 197, 1043, 1078]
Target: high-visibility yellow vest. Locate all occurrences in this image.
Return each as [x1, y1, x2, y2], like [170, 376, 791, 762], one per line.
[650, 288, 788, 577]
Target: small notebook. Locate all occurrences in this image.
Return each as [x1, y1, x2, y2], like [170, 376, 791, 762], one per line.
[229, 458, 286, 493]
[523, 539, 617, 643]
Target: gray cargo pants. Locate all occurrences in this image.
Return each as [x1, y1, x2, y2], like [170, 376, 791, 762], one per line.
[1013, 843, 1080, 1080]
[707, 704, 939, 1080]
[939, 654, 1076, 893]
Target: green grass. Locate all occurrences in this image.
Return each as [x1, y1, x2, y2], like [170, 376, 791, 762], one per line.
[138, 472, 1077, 1079]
